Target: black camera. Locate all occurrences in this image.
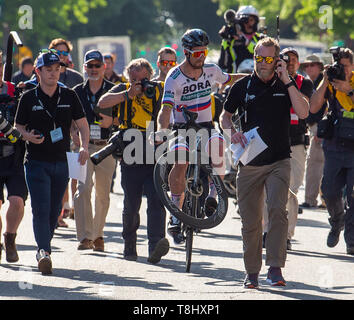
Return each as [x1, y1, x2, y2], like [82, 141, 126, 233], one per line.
[90, 130, 125, 165]
[219, 9, 243, 42]
[279, 53, 290, 64]
[140, 78, 157, 99]
[0, 94, 22, 143]
[327, 47, 346, 82]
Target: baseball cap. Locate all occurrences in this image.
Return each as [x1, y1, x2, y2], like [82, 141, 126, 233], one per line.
[280, 47, 299, 59]
[84, 50, 104, 64]
[36, 52, 65, 68]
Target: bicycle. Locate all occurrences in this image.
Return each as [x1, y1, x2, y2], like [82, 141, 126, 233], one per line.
[153, 107, 228, 272]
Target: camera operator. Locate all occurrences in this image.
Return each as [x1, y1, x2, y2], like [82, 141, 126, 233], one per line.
[221, 37, 309, 288]
[0, 50, 28, 264]
[72, 50, 115, 252]
[310, 47, 354, 255]
[98, 58, 169, 264]
[218, 5, 263, 73]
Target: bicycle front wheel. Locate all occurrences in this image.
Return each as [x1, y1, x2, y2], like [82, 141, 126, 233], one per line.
[153, 150, 228, 230]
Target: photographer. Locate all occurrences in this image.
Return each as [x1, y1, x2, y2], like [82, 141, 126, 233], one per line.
[310, 47, 354, 255]
[73, 50, 116, 252]
[98, 58, 169, 264]
[0, 50, 28, 264]
[218, 5, 263, 73]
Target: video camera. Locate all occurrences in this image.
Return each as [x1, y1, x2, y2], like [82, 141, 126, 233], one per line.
[140, 78, 157, 99]
[90, 130, 125, 165]
[327, 46, 346, 82]
[219, 9, 244, 42]
[0, 94, 22, 143]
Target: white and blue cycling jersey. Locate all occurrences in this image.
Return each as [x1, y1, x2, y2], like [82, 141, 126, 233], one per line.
[162, 63, 231, 124]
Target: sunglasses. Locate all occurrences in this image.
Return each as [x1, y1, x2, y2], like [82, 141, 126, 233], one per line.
[184, 48, 208, 58]
[40, 48, 58, 54]
[255, 56, 276, 64]
[85, 63, 103, 69]
[56, 50, 69, 56]
[160, 60, 176, 67]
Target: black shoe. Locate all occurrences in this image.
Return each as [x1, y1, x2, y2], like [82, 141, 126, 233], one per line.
[262, 232, 267, 249]
[298, 207, 303, 214]
[327, 228, 343, 248]
[299, 202, 311, 208]
[347, 246, 354, 255]
[167, 217, 184, 245]
[124, 242, 137, 261]
[148, 238, 169, 264]
[243, 273, 259, 289]
[287, 239, 292, 251]
[204, 197, 217, 217]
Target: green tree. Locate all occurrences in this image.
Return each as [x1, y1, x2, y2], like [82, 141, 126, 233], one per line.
[213, 0, 354, 47]
[0, 0, 106, 53]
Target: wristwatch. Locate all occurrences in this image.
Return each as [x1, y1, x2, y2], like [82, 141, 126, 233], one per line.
[284, 81, 296, 89]
[347, 89, 354, 97]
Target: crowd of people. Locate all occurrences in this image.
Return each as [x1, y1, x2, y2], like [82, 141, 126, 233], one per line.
[0, 5, 353, 290]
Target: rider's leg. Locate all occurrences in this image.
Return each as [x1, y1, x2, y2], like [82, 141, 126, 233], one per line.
[167, 163, 188, 244]
[168, 163, 188, 209]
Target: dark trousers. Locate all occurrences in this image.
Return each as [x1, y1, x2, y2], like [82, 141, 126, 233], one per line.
[25, 160, 69, 254]
[321, 149, 354, 246]
[120, 164, 166, 254]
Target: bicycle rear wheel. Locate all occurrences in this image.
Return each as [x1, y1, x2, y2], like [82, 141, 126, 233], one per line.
[153, 150, 228, 230]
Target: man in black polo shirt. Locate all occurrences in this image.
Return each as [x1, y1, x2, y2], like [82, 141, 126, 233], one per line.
[15, 51, 89, 275]
[73, 50, 115, 252]
[263, 47, 313, 251]
[221, 37, 309, 288]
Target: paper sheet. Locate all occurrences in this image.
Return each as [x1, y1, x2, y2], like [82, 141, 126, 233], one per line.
[229, 127, 268, 166]
[66, 152, 87, 183]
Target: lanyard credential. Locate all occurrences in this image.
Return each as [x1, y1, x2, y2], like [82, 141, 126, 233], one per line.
[35, 87, 63, 143]
[35, 86, 61, 130]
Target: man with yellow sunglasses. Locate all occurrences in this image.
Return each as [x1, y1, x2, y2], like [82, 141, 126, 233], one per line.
[153, 47, 178, 82]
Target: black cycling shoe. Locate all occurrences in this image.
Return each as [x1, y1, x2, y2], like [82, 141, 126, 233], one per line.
[167, 218, 185, 245]
[204, 197, 217, 217]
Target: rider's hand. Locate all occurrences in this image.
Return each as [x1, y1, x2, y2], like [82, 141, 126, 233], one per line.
[149, 129, 171, 146]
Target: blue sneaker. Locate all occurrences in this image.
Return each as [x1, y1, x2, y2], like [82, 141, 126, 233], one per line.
[266, 267, 286, 286]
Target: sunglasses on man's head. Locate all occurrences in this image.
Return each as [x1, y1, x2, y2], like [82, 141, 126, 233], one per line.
[40, 48, 58, 54]
[85, 63, 103, 69]
[255, 56, 276, 64]
[160, 60, 176, 67]
[184, 48, 208, 58]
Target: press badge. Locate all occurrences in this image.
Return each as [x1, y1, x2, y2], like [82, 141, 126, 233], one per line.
[50, 127, 63, 143]
[90, 124, 101, 140]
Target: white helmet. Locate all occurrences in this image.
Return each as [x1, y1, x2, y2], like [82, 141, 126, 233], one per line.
[236, 5, 259, 19]
[237, 59, 254, 74]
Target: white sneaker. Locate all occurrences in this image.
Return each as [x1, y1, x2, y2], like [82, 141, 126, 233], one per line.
[36, 249, 52, 275]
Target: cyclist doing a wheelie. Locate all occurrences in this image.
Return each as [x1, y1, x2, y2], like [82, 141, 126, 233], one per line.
[155, 28, 246, 244]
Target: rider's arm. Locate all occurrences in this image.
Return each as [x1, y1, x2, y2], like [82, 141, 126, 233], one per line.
[157, 104, 172, 131]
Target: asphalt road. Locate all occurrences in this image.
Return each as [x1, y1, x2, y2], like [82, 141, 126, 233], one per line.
[0, 168, 353, 303]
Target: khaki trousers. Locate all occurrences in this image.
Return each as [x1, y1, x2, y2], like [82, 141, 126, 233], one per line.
[286, 144, 307, 239]
[304, 124, 325, 206]
[237, 159, 290, 274]
[263, 145, 306, 240]
[74, 143, 116, 242]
